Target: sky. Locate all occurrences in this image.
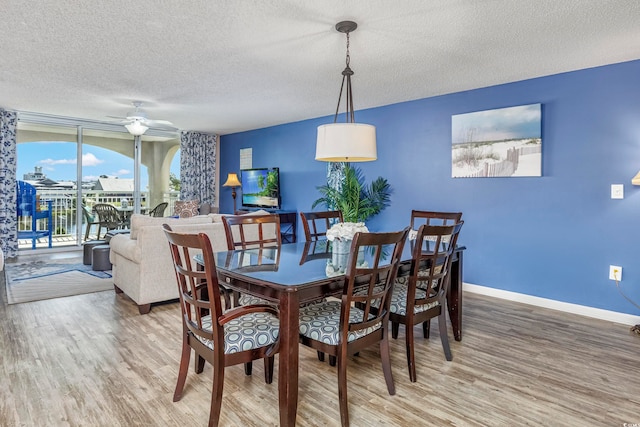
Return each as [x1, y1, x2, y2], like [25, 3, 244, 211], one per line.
[451, 103, 542, 144]
[17, 141, 180, 189]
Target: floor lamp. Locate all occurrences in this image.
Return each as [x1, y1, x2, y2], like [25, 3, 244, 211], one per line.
[223, 173, 242, 214]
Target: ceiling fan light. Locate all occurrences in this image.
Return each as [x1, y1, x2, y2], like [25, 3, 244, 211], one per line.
[125, 121, 149, 136]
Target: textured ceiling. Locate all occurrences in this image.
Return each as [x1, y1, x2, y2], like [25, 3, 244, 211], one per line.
[2, 0, 640, 135]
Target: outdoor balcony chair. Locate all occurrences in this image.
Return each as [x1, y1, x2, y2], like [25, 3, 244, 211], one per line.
[148, 202, 168, 217]
[93, 203, 126, 239]
[16, 180, 53, 249]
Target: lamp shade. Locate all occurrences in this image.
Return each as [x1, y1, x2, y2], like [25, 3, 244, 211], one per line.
[315, 123, 377, 162]
[223, 173, 241, 187]
[125, 121, 149, 136]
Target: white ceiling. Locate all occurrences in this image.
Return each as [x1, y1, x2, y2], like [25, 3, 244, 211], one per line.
[2, 0, 640, 135]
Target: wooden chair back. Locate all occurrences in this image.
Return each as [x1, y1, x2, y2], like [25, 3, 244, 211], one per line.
[300, 210, 343, 241]
[342, 228, 409, 346]
[222, 213, 281, 250]
[410, 210, 462, 228]
[408, 221, 464, 309]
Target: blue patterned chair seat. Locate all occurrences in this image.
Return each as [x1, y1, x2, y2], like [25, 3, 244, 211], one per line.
[299, 300, 381, 345]
[197, 312, 279, 354]
[387, 266, 443, 316]
[238, 294, 272, 306]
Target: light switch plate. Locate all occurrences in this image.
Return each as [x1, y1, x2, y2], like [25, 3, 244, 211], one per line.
[611, 184, 624, 199]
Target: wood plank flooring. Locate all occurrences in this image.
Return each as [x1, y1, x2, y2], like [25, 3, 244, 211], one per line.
[1, 272, 639, 426]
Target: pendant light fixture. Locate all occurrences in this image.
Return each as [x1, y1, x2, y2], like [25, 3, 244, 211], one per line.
[315, 21, 377, 162]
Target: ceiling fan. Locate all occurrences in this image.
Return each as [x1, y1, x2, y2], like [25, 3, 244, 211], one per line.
[108, 101, 177, 135]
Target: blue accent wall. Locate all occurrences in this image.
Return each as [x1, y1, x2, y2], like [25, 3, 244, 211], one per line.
[220, 59, 640, 316]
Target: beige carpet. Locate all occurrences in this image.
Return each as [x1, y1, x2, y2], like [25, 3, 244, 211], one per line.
[4, 258, 113, 304]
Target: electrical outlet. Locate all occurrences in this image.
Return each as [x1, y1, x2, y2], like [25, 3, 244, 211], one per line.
[609, 265, 622, 281]
[611, 184, 624, 199]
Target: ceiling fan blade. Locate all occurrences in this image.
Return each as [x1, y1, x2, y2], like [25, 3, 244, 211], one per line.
[106, 115, 129, 121]
[146, 122, 178, 131]
[144, 118, 174, 126]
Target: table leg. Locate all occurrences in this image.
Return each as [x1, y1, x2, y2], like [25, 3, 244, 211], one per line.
[447, 250, 463, 341]
[279, 289, 299, 426]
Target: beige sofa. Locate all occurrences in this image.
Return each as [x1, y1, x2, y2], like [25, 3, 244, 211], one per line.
[108, 210, 274, 314]
[109, 213, 229, 314]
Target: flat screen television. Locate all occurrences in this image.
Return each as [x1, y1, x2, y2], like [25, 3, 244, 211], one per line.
[240, 167, 281, 209]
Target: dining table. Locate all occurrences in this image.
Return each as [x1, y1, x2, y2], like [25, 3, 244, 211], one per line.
[200, 239, 465, 427]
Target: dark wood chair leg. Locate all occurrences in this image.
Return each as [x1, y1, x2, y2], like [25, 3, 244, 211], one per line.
[317, 351, 325, 362]
[173, 336, 191, 402]
[337, 353, 350, 427]
[406, 321, 417, 382]
[244, 361, 253, 376]
[264, 356, 274, 384]
[438, 311, 452, 361]
[209, 358, 225, 427]
[380, 335, 396, 395]
[195, 354, 206, 374]
[391, 321, 399, 339]
[329, 355, 336, 367]
[423, 320, 431, 339]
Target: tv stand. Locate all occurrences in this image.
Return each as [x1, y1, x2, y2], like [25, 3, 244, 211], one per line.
[235, 208, 297, 243]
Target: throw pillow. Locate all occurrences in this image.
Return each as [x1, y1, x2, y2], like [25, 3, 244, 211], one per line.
[174, 200, 200, 218]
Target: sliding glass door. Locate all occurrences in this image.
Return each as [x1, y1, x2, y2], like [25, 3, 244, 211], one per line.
[16, 116, 181, 251]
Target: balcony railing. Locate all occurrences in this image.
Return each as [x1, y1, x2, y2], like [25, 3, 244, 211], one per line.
[17, 190, 180, 250]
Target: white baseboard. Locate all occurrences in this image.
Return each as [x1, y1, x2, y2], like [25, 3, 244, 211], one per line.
[463, 282, 640, 326]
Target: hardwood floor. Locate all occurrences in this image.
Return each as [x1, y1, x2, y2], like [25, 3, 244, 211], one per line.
[1, 275, 639, 426]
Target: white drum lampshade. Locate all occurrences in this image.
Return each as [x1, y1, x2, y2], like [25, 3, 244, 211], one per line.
[315, 123, 377, 162]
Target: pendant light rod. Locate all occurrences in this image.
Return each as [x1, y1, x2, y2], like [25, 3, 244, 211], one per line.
[334, 21, 357, 124]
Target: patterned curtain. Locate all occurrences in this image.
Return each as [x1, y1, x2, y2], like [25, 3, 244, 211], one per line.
[0, 109, 18, 258]
[179, 131, 217, 205]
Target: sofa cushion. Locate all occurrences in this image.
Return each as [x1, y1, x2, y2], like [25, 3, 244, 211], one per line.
[174, 200, 200, 218]
[129, 214, 211, 239]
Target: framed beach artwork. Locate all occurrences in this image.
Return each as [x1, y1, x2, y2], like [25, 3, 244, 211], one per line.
[451, 103, 542, 178]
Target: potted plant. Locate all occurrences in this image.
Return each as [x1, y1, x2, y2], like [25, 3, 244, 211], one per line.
[312, 164, 391, 223]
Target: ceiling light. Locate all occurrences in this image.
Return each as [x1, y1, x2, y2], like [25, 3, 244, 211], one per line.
[125, 120, 149, 136]
[316, 21, 377, 162]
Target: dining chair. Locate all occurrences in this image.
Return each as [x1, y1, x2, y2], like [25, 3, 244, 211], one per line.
[163, 224, 280, 427]
[389, 221, 463, 382]
[405, 210, 462, 338]
[300, 210, 344, 241]
[148, 202, 168, 217]
[298, 227, 409, 427]
[222, 213, 281, 251]
[221, 212, 282, 369]
[92, 203, 126, 239]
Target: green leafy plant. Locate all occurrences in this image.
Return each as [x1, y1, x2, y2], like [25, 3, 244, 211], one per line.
[312, 164, 391, 223]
